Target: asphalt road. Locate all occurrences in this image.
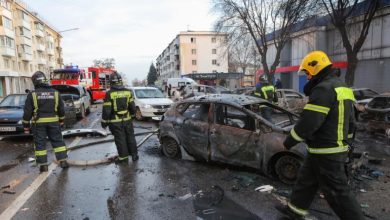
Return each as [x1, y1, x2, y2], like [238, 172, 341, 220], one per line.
[0, 104, 389, 220]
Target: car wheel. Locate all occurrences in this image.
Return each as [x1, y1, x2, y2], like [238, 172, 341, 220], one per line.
[275, 155, 301, 185]
[161, 137, 181, 159]
[77, 105, 86, 119]
[135, 107, 143, 121]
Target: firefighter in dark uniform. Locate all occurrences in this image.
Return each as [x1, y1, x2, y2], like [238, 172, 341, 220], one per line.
[278, 51, 364, 220]
[101, 72, 138, 163]
[254, 74, 278, 122]
[23, 71, 68, 173]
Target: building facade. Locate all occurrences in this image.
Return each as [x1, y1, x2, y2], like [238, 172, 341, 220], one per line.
[258, 1, 390, 93]
[0, 0, 63, 98]
[156, 31, 233, 87]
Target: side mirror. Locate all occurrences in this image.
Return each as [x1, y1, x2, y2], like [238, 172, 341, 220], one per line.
[25, 89, 30, 94]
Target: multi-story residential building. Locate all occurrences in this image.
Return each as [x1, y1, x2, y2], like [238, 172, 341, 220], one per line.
[0, 0, 63, 98]
[258, 0, 390, 93]
[157, 31, 235, 87]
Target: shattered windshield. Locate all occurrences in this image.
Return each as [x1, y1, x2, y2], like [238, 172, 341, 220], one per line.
[135, 89, 164, 99]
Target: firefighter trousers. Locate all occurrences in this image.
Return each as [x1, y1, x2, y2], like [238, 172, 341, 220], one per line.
[289, 152, 364, 220]
[109, 120, 137, 160]
[33, 122, 67, 165]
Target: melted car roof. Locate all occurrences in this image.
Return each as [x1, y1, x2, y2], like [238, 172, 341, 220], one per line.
[182, 94, 267, 106]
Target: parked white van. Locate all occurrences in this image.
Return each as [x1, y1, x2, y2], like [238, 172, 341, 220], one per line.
[166, 78, 197, 100]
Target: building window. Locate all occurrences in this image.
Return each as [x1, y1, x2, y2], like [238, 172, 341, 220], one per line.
[3, 58, 10, 69]
[18, 10, 29, 21]
[19, 27, 32, 38]
[23, 62, 29, 71]
[0, 35, 14, 48]
[192, 71, 197, 73]
[211, 37, 216, 43]
[0, 0, 11, 10]
[191, 37, 196, 43]
[192, 60, 197, 65]
[30, 64, 33, 71]
[212, 70, 217, 73]
[212, 49, 217, 54]
[0, 16, 12, 30]
[21, 44, 32, 54]
[212, 59, 217, 65]
[35, 22, 44, 31]
[191, 49, 196, 55]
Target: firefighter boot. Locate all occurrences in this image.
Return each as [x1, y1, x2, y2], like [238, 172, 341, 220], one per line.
[39, 165, 48, 173]
[60, 160, 69, 169]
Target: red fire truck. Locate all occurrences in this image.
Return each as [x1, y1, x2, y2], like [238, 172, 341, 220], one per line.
[51, 65, 115, 102]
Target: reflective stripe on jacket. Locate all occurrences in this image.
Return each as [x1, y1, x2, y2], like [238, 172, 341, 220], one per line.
[102, 86, 135, 124]
[287, 73, 356, 154]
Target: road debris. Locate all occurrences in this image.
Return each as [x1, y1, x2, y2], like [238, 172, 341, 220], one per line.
[255, 185, 274, 193]
[178, 193, 192, 201]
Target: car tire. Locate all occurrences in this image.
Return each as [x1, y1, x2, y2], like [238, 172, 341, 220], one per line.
[77, 105, 86, 119]
[161, 137, 181, 159]
[275, 155, 301, 185]
[135, 107, 143, 121]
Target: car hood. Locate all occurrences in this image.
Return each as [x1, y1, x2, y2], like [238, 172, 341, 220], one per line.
[135, 98, 173, 105]
[0, 107, 23, 121]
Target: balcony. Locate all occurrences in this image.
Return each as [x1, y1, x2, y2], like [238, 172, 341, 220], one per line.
[48, 60, 55, 68]
[17, 36, 32, 46]
[0, 7, 12, 19]
[36, 57, 46, 65]
[35, 29, 44, 38]
[47, 36, 54, 43]
[14, 19, 31, 30]
[0, 27, 14, 38]
[18, 52, 32, 61]
[47, 48, 55, 55]
[36, 44, 45, 51]
[0, 47, 15, 57]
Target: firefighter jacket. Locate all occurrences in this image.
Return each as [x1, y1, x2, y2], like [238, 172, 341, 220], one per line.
[284, 71, 356, 154]
[254, 83, 278, 103]
[23, 86, 65, 128]
[101, 86, 136, 126]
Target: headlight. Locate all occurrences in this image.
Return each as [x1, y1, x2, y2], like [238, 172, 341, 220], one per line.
[142, 104, 152, 109]
[17, 120, 23, 125]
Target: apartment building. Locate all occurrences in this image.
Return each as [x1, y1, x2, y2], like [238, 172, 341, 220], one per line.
[0, 0, 63, 98]
[156, 31, 232, 87]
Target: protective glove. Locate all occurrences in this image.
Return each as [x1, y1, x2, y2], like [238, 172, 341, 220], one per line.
[101, 122, 108, 129]
[283, 135, 299, 150]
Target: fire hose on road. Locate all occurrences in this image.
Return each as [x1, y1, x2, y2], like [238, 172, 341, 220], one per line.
[57, 129, 159, 167]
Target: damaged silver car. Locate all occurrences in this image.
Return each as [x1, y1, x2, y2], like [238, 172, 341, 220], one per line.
[158, 94, 306, 184]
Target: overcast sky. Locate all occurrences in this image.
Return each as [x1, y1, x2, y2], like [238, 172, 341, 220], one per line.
[23, 0, 217, 82]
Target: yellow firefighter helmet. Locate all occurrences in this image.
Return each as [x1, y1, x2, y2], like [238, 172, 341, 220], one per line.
[299, 51, 332, 76]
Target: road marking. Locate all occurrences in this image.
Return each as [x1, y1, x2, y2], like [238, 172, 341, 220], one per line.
[0, 115, 100, 219]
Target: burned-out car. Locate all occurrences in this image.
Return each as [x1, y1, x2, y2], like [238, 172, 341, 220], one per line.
[360, 94, 390, 142]
[276, 89, 307, 113]
[159, 94, 306, 184]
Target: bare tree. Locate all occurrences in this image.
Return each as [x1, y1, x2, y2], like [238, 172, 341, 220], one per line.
[321, 0, 380, 86]
[213, 0, 311, 83]
[228, 34, 257, 74]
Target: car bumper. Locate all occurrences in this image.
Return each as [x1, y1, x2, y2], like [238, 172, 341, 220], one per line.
[140, 107, 167, 118]
[0, 124, 29, 138]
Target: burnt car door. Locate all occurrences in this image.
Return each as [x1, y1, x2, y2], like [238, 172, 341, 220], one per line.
[173, 103, 210, 160]
[209, 104, 261, 168]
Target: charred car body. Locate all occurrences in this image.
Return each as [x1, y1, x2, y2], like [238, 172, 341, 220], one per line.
[159, 94, 306, 184]
[275, 89, 307, 113]
[360, 94, 390, 142]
